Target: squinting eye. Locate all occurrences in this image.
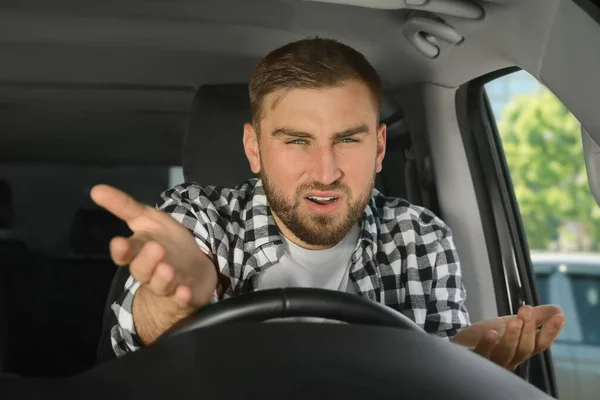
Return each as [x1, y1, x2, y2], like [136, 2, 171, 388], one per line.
[287, 139, 307, 145]
[339, 138, 358, 143]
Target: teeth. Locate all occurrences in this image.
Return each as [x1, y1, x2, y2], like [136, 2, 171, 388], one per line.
[308, 196, 338, 201]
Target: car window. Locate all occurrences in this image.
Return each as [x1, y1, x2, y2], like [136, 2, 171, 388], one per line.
[570, 274, 600, 346]
[0, 164, 172, 254]
[485, 70, 600, 400]
[534, 273, 551, 305]
[169, 166, 185, 187]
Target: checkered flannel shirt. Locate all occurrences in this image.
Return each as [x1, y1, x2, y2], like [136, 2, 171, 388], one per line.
[110, 178, 471, 357]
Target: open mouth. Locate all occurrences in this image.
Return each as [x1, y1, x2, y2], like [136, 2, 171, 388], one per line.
[306, 195, 339, 205]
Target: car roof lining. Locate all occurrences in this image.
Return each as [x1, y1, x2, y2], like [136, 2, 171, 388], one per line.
[0, 0, 598, 166]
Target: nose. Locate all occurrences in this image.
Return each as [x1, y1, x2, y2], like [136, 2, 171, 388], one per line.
[309, 146, 342, 185]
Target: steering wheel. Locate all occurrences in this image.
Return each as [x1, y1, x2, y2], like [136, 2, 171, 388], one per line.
[12, 287, 551, 400]
[160, 287, 424, 338]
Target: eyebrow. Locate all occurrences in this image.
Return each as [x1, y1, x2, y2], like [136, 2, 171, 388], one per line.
[271, 124, 370, 140]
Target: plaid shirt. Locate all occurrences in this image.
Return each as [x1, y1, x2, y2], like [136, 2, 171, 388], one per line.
[110, 178, 471, 357]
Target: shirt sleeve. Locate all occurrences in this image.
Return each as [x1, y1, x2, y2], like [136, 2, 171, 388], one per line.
[157, 185, 214, 255]
[109, 274, 144, 357]
[108, 184, 217, 358]
[424, 226, 471, 339]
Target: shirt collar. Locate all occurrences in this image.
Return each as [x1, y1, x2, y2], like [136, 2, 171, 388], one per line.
[242, 179, 283, 253]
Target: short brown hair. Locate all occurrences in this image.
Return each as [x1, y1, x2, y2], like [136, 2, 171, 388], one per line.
[249, 37, 382, 131]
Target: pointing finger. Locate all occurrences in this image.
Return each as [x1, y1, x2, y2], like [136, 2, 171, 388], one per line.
[91, 184, 148, 224]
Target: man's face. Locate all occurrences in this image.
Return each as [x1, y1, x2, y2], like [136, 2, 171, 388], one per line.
[243, 80, 386, 249]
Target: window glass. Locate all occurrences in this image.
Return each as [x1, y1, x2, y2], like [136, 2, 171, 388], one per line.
[169, 166, 185, 187]
[570, 275, 600, 346]
[485, 71, 600, 400]
[534, 273, 551, 305]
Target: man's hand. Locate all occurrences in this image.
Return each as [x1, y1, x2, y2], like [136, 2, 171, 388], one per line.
[451, 305, 565, 371]
[91, 184, 218, 344]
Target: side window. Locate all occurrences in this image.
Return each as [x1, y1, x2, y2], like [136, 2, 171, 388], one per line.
[485, 70, 600, 400]
[534, 273, 551, 305]
[169, 166, 185, 187]
[570, 274, 600, 346]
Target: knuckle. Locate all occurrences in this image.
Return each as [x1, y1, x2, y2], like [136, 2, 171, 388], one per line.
[130, 261, 152, 282]
[148, 283, 162, 295]
[141, 240, 158, 255]
[152, 284, 168, 296]
[150, 274, 169, 292]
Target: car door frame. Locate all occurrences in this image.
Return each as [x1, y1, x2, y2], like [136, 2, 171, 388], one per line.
[454, 67, 559, 397]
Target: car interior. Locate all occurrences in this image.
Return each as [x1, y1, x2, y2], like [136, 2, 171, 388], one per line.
[0, 0, 599, 399]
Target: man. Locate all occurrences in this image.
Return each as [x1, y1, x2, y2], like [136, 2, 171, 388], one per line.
[92, 38, 565, 371]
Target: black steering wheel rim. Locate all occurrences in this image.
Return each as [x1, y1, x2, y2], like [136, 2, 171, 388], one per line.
[10, 290, 554, 400]
[161, 288, 424, 339]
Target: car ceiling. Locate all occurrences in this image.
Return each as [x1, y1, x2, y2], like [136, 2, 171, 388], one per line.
[0, 0, 598, 166]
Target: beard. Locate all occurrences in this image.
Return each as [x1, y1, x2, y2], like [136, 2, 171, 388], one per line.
[260, 168, 375, 247]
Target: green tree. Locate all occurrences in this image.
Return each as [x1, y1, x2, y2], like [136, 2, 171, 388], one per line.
[498, 88, 600, 250]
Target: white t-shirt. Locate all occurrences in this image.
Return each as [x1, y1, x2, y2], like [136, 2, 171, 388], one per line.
[257, 223, 360, 293]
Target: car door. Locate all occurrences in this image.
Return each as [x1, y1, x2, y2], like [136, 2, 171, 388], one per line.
[534, 264, 579, 399]
[457, 68, 600, 399]
[565, 269, 600, 399]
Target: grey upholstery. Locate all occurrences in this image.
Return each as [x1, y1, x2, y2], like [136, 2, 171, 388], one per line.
[0, 180, 14, 231]
[0, 180, 30, 374]
[68, 209, 131, 256]
[38, 209, 132, 376]
[183, 84, 253, 187]
[0, 180, 11, 372]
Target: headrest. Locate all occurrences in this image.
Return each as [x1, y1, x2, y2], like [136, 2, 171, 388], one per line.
[183, 84, 253, 187]
[0, 180, 14, 230]
[69, 209, 132, 256]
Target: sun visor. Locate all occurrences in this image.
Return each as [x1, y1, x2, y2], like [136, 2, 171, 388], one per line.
[582, 126, 600, 206]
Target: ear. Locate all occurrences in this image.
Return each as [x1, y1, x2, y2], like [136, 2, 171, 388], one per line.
[243, 123, 261, 174]
[376, 123, 387, 173]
